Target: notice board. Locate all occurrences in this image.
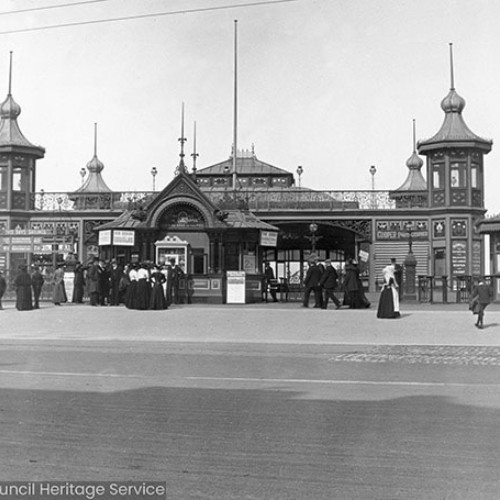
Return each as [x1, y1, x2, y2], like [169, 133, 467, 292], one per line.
[226, 271, 246, 304]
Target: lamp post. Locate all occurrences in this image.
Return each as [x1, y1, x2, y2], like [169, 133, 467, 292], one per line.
[309, 223, 318, 252]
[151, 166, 158, 192]
[296, 165, 303, 189]
[80, 167, 86, 185]
[369, 165, 377, 209]
[369, 165, 376, 190]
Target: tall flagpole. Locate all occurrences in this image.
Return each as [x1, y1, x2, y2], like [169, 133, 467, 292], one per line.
[449, 42, 454, 90]
[8, 51, 12, 95]
[232, 19, 238, 192]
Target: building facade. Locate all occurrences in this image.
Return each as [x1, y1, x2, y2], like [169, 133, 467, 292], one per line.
[0, 58, 494, 303]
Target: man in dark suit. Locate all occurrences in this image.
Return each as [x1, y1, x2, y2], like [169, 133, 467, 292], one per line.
[31, 265, 44, 309]
[471, 278, 493, 329]
[109, 259, 123, 306]
[98, 259, 110, 306]
[302, 255, 323, 308]
[320, 259, 341, 309]
[86, 257, 100, 306]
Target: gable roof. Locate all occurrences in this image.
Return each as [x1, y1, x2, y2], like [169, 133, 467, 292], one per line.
[197, 155, 292, 177]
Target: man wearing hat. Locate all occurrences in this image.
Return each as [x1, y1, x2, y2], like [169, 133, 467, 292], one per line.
[320, 259, 341, 309]
[470, 278, 493, 329]
[109, 258, 123, 306]
[302, 254, 323, 308]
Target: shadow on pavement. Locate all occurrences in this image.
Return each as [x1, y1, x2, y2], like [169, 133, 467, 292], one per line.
[1, 385, 500, 499]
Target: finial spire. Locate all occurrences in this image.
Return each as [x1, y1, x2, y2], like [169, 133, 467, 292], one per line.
[93, 122, 98, 157]
[412, 118, 416, 152]
[176, 103, 188, 174]
[8, 51, 13, 95]
[191, 120, 199, 172]
[232, 19, 238, 191]
[449, 42, 455, 90]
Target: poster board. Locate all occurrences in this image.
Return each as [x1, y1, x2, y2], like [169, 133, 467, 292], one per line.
[226, 271, 246, 304]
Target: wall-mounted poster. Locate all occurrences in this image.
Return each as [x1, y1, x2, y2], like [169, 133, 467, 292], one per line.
[433, 220, 445, 238]
[451, 240, 467, 275]
[472, 241, 481, 276]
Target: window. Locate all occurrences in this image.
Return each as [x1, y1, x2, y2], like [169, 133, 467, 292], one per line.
[432, 164, 444, 189]
[13, 169, 22, 191]
[12, 168, 29, 192]
[450, 162, 466, 188]
[471, 166, 478, 188]
[0, 167, 6, 191]
[192, 248, 206, 274]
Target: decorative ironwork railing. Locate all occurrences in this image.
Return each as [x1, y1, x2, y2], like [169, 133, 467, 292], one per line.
[204, 189, 396, 210]
[31, 189, 397, 211]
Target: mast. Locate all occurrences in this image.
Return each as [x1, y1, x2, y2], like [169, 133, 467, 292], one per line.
[8, 51, 12, 95]
[232, 19, 238, 191]
[412, 118, 416, 152]
[449, 42, 455, 90]
[191, 120, 198, 173]
[177, 102, 187, 174]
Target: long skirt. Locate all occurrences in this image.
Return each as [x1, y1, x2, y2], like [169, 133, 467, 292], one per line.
[16, 285, 33, 311]
[53, 282, 67, 304]
[344, 289, 371, 309]
[150, 284, 168, 310]
[125, 281, 138, 309]
[377, 286, 400, 318]
[135, 279, 151, 310]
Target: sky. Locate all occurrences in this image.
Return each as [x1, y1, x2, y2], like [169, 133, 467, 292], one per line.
[1, 0, 500, 213]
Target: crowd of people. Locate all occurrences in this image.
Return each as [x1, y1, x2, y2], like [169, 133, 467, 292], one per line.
[301, 254, 371, 310]
[3, 254, 496, 329]
[4, 257, 186, 312]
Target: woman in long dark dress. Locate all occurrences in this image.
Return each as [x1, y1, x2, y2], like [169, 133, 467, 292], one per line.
[72, 262, 85, 303]
[14, 264, 33, 311]
[134, 263, 151, 310]
[125, 264, 138, 309]
[377, 262, 400, 319]
[149, 266, 168, 310]
[343, 258, 370, 309]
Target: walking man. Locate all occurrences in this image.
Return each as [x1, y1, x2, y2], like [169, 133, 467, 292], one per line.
[302, 255, 323, 308]
[471, 278, 493, 329]
[320, 259, 341, 309]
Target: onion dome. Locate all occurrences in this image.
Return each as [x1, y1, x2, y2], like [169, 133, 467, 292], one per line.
[0, 94, 21, 119]
[86, 153, 104, 174]
[406, 150, 424, 171]
[440, 88, 465, 114]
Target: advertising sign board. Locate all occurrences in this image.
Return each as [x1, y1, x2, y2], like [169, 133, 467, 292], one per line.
[226, 271, 246, 304]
